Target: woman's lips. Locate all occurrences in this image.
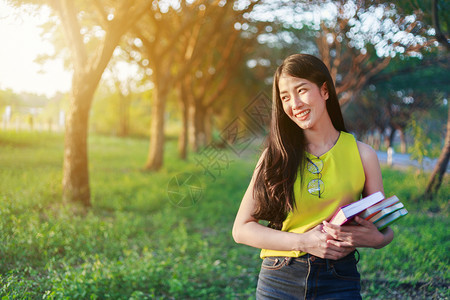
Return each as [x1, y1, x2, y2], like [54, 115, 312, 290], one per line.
[295, 109, 310, 120]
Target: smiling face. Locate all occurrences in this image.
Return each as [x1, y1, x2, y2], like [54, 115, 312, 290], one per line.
[278, 73, 330, 130]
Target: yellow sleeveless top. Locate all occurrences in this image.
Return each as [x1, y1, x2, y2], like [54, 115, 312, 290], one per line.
[260, 132, 365, 258]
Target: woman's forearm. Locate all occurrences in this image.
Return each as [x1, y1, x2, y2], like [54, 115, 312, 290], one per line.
[232, 221, 300, 251]
[233, 221, 356, 260]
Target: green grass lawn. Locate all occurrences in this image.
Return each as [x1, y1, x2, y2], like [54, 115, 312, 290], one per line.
[0, 131, 448, 299]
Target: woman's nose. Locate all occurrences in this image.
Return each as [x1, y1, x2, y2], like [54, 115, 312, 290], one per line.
[292, 95, 303, 110]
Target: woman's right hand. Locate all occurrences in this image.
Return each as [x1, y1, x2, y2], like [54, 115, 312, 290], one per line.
[298, 224, 355, 260]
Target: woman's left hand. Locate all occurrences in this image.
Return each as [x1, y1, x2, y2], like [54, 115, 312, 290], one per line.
[322, 216, 385, 248]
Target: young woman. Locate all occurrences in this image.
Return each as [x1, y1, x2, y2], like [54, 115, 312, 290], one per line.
[232, 54, 394, 299]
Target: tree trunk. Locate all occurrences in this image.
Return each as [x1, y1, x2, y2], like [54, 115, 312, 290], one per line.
[399, 128, 407, 154]
[383, 131, 389, 149]
[205, 107, 213, 145]
[432, 0, 450, 51]
[424, 104, 450, 200]
[388, 127, 396, 148]
[371, 128, 381, 150]
[188, 103, 197, 152]
[145, 85, 167, 170]
[118, 93, 129, 137]
[62, 86, 95, 206]
[178, 92, 188, 160]
[192, 103, 207, 152]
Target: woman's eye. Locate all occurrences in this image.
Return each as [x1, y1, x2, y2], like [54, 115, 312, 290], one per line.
[298, 89, 305, 94]
[281, 96, 289, 102]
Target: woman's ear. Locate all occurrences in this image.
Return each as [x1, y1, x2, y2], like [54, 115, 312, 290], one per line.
[321, 82, 329, 100]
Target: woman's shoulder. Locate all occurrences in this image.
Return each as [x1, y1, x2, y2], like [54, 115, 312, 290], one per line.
[356, 140, 379, 164]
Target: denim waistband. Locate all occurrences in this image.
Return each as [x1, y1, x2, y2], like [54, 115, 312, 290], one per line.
[257, 250, 362, 298]
[289, 250, 360, 266]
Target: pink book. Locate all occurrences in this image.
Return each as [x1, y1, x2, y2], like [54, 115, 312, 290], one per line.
[330, 191, 385, 225]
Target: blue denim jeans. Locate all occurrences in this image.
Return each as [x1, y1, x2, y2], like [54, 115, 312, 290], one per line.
[256, 251, 361, 300]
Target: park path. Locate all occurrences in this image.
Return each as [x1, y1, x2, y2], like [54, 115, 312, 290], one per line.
[376, 151, 450, 173]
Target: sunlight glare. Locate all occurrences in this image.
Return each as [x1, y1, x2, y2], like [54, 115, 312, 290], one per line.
[0, 1, 71, 97]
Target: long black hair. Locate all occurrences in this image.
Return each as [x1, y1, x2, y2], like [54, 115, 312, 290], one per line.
[252, 54, 347, 229]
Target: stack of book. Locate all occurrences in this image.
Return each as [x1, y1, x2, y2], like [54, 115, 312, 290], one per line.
[330, 191, 408, 230]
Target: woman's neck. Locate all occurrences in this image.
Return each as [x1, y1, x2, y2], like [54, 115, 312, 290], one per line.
[304, 125, 340, 157]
